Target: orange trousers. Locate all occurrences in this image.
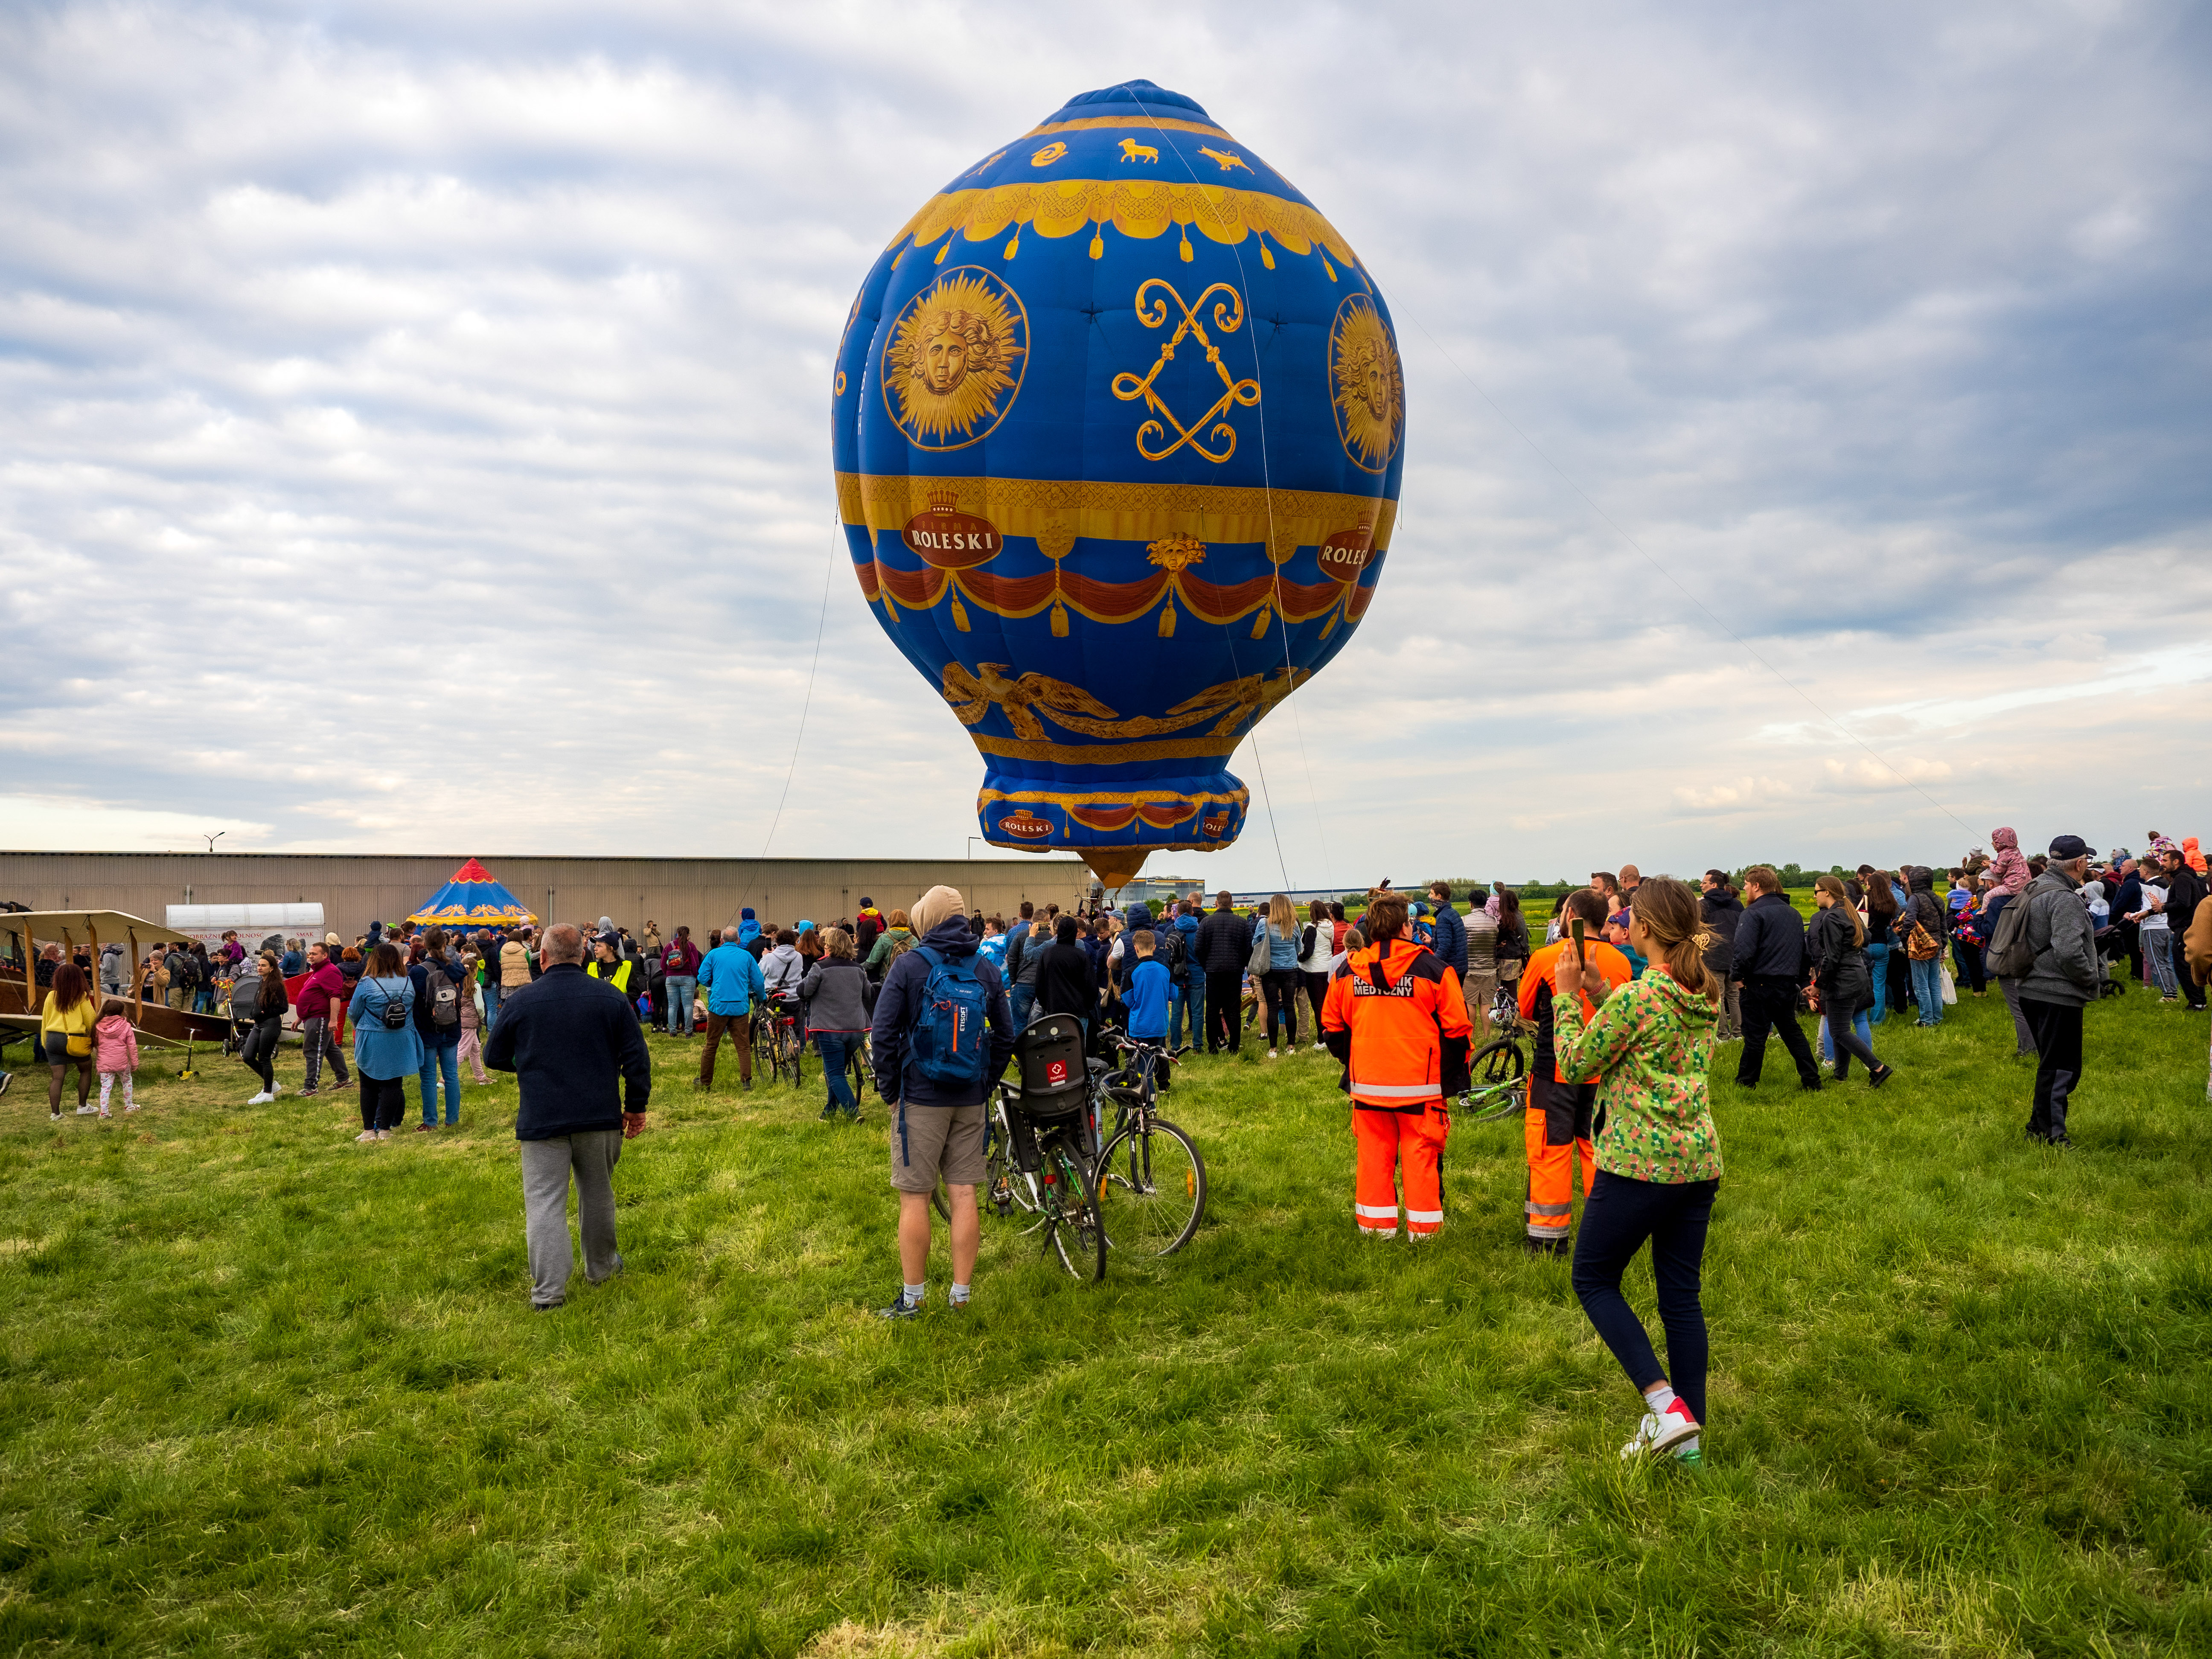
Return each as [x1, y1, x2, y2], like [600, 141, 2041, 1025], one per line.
[1353, 1102, 1450, 1238]
[1525, 1074, 1597, 1243]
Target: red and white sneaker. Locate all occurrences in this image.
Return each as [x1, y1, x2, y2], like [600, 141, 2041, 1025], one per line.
[1619, 1398, 1701, 1460]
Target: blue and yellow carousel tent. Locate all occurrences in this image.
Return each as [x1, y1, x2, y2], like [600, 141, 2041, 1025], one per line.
[406, 859, 538, 932]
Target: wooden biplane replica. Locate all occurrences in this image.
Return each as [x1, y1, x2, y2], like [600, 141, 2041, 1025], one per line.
[1, 909, 241, 1074]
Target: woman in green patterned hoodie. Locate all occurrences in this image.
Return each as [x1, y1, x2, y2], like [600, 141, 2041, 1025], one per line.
[1550, 875, 1722, 1467]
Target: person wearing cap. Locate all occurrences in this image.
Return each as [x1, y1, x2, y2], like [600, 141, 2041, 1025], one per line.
[868, 885, 1014, 1318]
[2017, 835, 2103, 1146]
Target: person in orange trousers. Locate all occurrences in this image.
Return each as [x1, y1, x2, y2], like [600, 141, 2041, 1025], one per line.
[1321, 891, 1473, 1239]
[1519, 888, 1633, 1256]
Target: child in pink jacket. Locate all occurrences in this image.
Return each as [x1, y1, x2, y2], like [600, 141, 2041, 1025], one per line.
[93, 1011, 140, 1118]
[1979, 826, 2029, 911]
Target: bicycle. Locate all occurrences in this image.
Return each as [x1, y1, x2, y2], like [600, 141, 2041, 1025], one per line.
[931, 1079, 1104, 1280]
[1092, 1035, 1207, 1257]
[752, 997, 806, 1088]
[1458, 983, 1529, 1123]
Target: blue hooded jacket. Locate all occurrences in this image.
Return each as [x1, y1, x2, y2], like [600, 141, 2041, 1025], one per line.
[736, 909, 760, 949]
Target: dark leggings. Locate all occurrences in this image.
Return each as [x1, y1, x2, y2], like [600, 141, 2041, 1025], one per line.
[1301, 970, 1330, 1030]
[1260, 968, 1300, 1048]
[1571, 1170, 1718, 1425]
[240, 1018, 281, 1090]
[358, 1073, 408, 1132]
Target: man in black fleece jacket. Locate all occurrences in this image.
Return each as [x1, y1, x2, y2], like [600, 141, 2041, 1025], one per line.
[1730, 867, 1822, 1091]
[483, 923, 651, 1310]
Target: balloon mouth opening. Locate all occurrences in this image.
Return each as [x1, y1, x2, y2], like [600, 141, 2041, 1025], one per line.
[978, 768, 1246, 866]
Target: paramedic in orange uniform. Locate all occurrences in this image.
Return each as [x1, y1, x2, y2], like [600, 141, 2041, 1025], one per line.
[1321, 892, 1473, 1240]
[1519, 888, 1633, 1255]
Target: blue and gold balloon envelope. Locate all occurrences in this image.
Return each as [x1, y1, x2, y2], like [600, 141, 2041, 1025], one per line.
[832, 79, 1403, 885]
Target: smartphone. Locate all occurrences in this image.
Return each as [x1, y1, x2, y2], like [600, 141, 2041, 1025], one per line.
[1570, 918, 1586, 950]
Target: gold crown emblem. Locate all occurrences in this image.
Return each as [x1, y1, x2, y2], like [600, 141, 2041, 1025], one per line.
[1145, 534, 1207, 573]
[924, 488, 959, 515]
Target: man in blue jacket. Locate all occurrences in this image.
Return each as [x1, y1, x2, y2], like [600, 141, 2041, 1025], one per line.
[694, 924, 766, 1091]
[868, 885, 1014, 1319]
[483, 923, 651, 1311]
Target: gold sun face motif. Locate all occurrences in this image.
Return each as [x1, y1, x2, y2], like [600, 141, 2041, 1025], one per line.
[882, 268, 1028, 450]
[1329, 295, 1404, 474]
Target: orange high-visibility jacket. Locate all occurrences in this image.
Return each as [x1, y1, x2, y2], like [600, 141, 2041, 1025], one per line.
[1321, 937, 1474, 1109]
[1519, 937, 1632, 1083]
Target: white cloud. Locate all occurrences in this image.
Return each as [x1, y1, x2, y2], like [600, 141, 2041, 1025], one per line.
[0, 0, 2208, 889]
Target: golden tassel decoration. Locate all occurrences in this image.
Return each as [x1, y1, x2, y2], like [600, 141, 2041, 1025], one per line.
[935, 239, 951, 265]
[1004, 231, 1019, 259]
[882, 593, 900, 623]
[1089, 231, 1104, 259]
[1050, 600, 1069, 637]
[1322, 256, 1338, 282]
[1157, 597, 1176, 637]
[1179, 230, 1194, 262]
[1317, 606, 1339, 641]
[950, 590, 971, 632]
[1259, 238, 1275, 270]
[1250, 604, 1271, 639]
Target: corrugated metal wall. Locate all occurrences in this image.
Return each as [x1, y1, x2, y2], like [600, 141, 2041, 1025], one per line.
[0, 853, 1091, 941]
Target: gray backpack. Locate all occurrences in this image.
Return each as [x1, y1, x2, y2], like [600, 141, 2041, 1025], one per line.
[1985, 897, 2035, 979]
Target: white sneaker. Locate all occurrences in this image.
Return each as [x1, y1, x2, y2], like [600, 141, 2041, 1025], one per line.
[75, 1103, 97, 1114]
[246, 1091, 273, 1105]
[355, 1129, 378, 1143]
[269, 1084, 282, 1098]
[1311, 1042, 1327, 1053]
[1619, 1400, 1702, 1460]
[1266, 1048, 1279, 1059]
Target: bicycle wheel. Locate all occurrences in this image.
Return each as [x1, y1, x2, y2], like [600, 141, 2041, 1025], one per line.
[1461, 1037, 1528, 1120]
[784, 1022, 805, 1088]
[1096, 1115, 1206, 1257]
[1040, 1127, 1106, 1281]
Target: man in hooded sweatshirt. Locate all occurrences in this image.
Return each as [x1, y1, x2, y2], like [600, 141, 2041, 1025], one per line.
[869, 886, 1014, 1319]
[1903, 867, 1951, 1028]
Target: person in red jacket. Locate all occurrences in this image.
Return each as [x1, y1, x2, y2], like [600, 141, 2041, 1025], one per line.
[1321, 892, 1473, 1240]
[294, 940, 352, 1097]
[1518, 888, 1632, 1255]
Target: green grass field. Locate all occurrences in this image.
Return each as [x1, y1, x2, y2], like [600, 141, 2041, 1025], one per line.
[2, 974, 2209, 1657]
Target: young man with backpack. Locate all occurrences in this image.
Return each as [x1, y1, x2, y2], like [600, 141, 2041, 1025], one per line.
[867, 885, 1014, 1320]
[410, 928, 468, 1129]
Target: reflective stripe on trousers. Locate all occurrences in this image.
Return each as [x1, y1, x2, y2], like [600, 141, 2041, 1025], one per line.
[1354, 1103, 1449, 1237]
[1525, 1101, 1596, 1241]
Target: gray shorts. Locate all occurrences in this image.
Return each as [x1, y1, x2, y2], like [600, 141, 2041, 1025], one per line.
[890, 1101, 987, 1193]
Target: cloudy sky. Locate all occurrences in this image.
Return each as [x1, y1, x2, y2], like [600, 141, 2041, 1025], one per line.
[3, 0, 2207, 888]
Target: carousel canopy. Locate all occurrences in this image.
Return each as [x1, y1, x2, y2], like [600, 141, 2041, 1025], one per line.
[405, 859, 538, 931]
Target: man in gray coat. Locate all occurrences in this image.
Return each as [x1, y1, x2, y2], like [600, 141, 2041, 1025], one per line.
[2018, 835, 2101, 1147]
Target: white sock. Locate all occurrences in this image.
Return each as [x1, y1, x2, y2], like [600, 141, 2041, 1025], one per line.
[949, 1282, 971, 1305]
[1644, 1383, 1682, 1418]
[903, 1281, 926, 1307]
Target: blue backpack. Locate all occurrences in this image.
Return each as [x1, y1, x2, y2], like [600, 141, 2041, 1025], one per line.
[908, 945, 991, 1089]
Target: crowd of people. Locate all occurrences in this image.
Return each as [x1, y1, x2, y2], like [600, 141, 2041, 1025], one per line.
[12, 826, 2209, 1464]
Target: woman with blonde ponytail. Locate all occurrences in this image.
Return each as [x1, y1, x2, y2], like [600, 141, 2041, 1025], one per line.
[1548, 874, 1723, 1466]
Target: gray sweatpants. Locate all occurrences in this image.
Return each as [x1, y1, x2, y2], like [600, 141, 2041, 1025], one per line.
[521, 1130, 623, 1308]
[1996, 975, 2037, 1056]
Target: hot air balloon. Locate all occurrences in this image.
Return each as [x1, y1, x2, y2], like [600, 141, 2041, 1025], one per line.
[832, 80, 1403, 888]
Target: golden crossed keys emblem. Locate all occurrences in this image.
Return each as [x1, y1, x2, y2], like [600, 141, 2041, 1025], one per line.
[1111, 279, 1261, 463]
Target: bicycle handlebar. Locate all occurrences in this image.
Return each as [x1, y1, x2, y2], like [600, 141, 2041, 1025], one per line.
[1112, 1036, 1179, 1065]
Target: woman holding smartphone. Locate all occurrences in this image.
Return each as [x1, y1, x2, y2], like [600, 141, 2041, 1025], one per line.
[1549, 876, 1723, 1466]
